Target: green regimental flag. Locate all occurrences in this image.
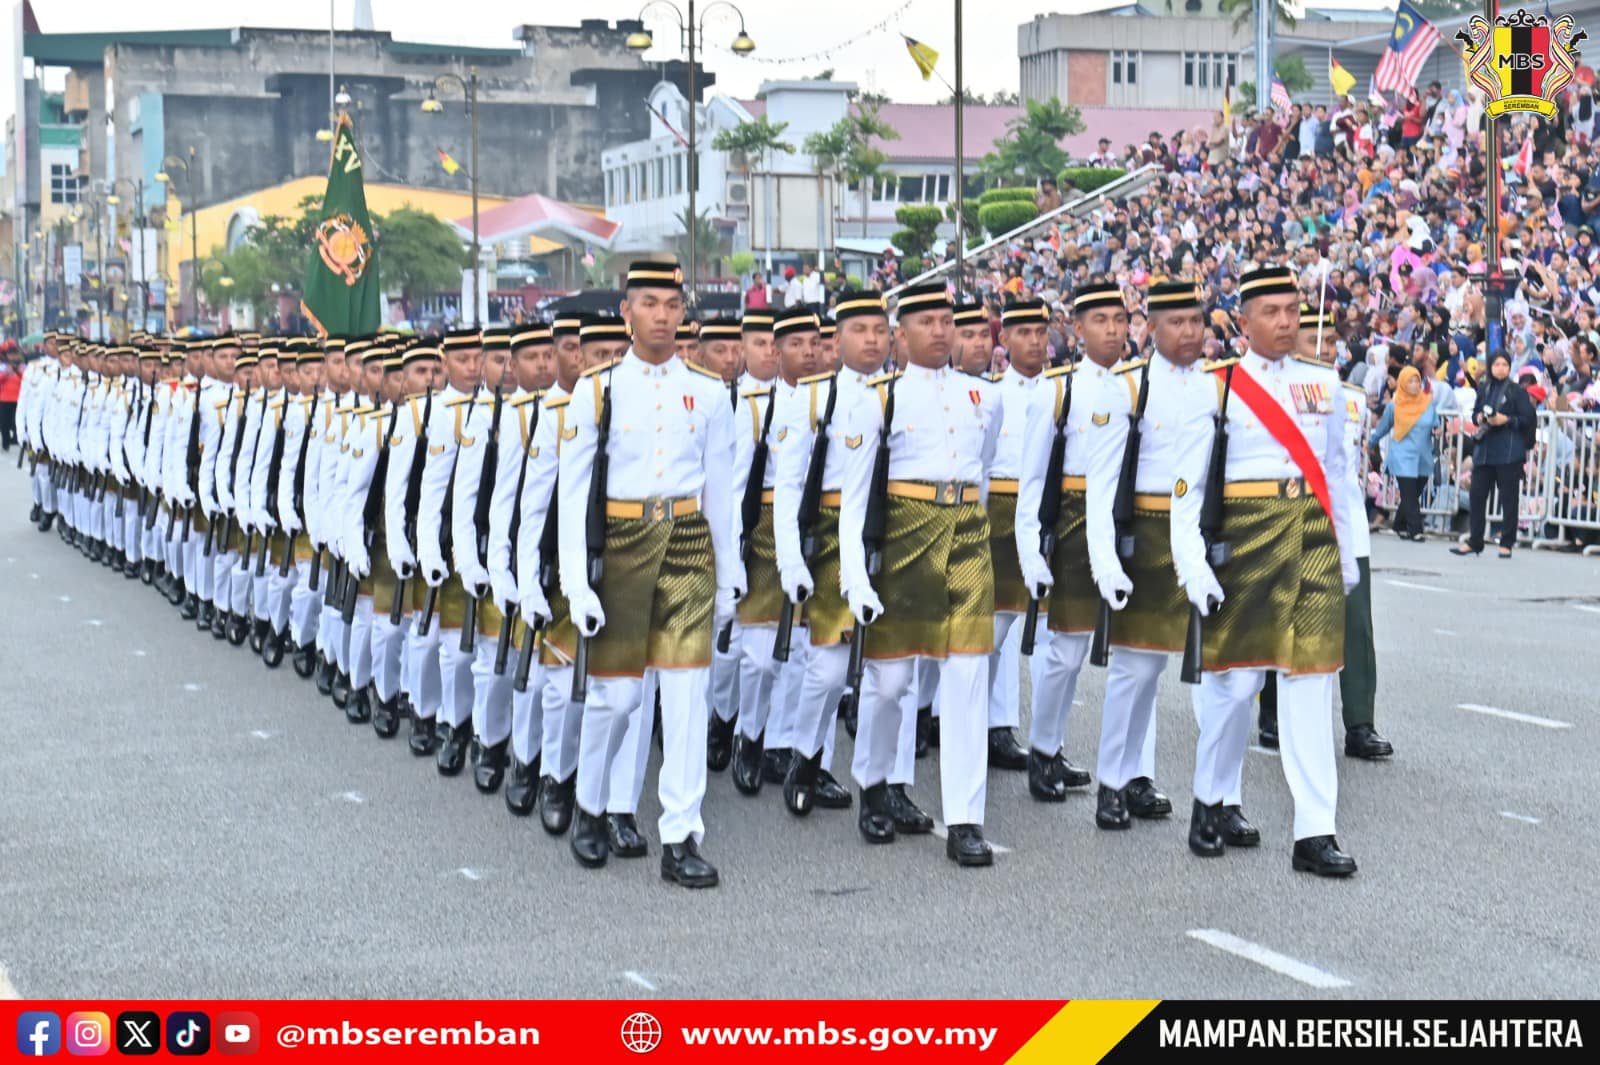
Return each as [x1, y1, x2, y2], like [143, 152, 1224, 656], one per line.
[301, 113, 381, 337]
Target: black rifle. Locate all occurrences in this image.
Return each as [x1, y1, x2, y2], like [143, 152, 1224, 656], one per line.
[321, 397, 354, 611]
[220, 387, 251, 559]
[1180, 363, 1234, 685]
[497, 395, 540, 676]
[240, 389, 271, 582]
[846, 377, 896, 698]
[461, 385, 506, 654]
[572, 372, 613, 703]
[392, 388, 434, 626]
[280, 390, 319, 578]
[343, 401, 395, 624]
[1090, 355, 1153, 667]
[140, 385, 160, 530]
[181, 380, 203, 544]
[1021, 371, 1073, 656]
[419, 387, 475, 637]
[259, 394, 288, 578]
[202, 383, 233, 557]
[718, 387, 778, 654]
[513, 478, 561, 694]
[775, 375, 837, 663]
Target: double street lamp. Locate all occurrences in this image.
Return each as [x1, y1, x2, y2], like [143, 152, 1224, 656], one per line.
[626, 1, 756, 306]
[155, 146, 202, 328]
[422, 69, 482, 327]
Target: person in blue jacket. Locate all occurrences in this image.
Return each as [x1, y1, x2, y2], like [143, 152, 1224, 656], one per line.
[1369, 365, 1441, 540]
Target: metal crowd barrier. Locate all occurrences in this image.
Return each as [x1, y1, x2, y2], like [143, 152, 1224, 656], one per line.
[1367, 410, 1600, 551]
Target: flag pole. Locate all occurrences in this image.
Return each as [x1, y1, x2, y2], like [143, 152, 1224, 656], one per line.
[953, 0, 964, 300]
[1483, 0, 1502, 352]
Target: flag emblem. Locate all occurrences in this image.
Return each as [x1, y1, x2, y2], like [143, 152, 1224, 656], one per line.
[315, 214, 372, 287]
[902, 34, 940, 81]
[683, 394, 695, 412]
[968, 389, 981, 406]
[1459, 9, 1587, 119]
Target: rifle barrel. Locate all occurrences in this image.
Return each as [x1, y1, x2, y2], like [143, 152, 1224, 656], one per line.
[493, 605, 516, 675]
[513, 620, 542, 692]
[571, 636, 590, 703]
[460, 595, 479, 654]
[773, 598, 795, 662]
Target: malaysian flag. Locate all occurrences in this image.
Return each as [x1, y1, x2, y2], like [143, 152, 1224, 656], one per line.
[1270, 77, 1292, 116]
[1374, 1, 1441, 96]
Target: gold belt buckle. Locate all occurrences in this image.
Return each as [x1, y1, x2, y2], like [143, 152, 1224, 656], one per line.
[1284, 478, 1302, 500]
[940, 481, 958, 505]
[647, 496, 669, 522]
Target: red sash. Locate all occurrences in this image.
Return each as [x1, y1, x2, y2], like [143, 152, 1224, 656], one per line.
[1213, 363, 1334, 520]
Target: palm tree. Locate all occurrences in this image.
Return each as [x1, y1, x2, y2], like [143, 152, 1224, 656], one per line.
[672, 208, 721, 280]
[1217, 0, 1296, 32]
[802, 125, 851, 260]
[980, 96, 1085, 185]
[711, 116, 796, 264]
[841, 100, 899, 237]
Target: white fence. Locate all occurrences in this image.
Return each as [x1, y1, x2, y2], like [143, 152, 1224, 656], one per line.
[1367, 410, 1600, 549]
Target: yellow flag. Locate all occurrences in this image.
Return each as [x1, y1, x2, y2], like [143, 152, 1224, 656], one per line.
[1329, 56, 1357, 98]
[437, 147, 462, 175]
[903, 34, 939, 81]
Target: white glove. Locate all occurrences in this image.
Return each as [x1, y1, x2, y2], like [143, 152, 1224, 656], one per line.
[420, 550, 448, 589]
[346, 542, 371, 580]
[1184, 569, 1226, 617]
[460, 562, 491, 599]
[388, 542, 417, 579]
[714, 586, 738, 628]
[1096, 567, 1134, 611]
[845, 583, 885, 627]
[780, 563, 814, 604]
[489, 566, 518, 608]
[1020, 552, 1055, 597]
[569, 586, 606, 636]
[1342, 559, 1359, 595]
[282, 511, 301, 535]
[519, 586, 552, 626]
[732, 564, 749, 602]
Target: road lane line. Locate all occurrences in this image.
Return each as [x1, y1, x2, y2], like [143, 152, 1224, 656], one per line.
[0, 962, 19, 999]
[1456, 703, 1573, 730]
[458, 867, 483, 881]
[931, 821, 1011, 854]
[1500, 811, 1542, 825]
[1385, 579, 1448, 593]
[1187, 929, 1351, 989]
[623, 971, 658, 992]
[337, 791, 366, 804]
[1573, 605, 1600, 615]
[1433, 628, 1458, 636]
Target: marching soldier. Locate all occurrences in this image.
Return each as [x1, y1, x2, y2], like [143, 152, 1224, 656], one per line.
[953, 299, 993, 377]
[558, 261, 740, 887]
[1169, 263, 1359, 876]
[675, 320, 699, 364]
[1081, 281, 1203, 832]
[818, 320, 838, 370]
[196, 336, 241, 635]
[839, 282, 1002, 867]
[278, 340, 329, 678]
[314, 340, 361, 703]
[1015, 282, 1129, 803]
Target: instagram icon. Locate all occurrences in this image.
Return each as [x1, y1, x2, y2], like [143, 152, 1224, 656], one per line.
[65, 1012, 111, 1056]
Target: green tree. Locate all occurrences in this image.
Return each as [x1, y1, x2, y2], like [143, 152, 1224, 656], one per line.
[376, 206, 468, 314]
[891, 205, 943, 261]
[1234, 56, 1316, 112]
[802, 123, 853, 255]
[713, 116, 796, 262]
[582, 250, 614, 289]
[728, 251, 757, 281]
[673, 207, 723, 279]
[830, 100, 900, 237]
[980, 96, 1085, 185]
[1217, 0, 1297, 32]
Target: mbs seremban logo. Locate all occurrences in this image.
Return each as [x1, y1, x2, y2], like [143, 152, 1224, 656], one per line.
[1458, 8, 1587, 119]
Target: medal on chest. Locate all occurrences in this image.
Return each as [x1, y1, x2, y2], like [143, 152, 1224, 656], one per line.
[1290, 383, 1330, 415]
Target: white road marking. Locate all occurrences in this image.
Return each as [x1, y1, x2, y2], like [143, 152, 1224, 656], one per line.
[1249, 745, 1280, 757]
[131, 649, 147, 657]
[57, 594, 71, 602]
[250, 730, 276, 740]
[1456, 703, 1573, 730]
[338, 791, 366, 804]
[457, 867, 483, 881]
[1573, 604, 1600, 615]
[85, 618, 104, 627]
[931, 821, 1011, 854]
[1500, 811, 1542, 825]
[0, 962, 19, 999]
[623, 971, 658, 992]
[1385, 579, 1448, 593]
[182, 682, 203, 692]
[1188, 929, 1351, 990]
[1433, 628, 1458, 636]
[29, 572, 38, 579]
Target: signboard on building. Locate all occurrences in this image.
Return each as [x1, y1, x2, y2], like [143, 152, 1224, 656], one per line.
[128, 228, 160, 286]
[63, 245, 84, 287]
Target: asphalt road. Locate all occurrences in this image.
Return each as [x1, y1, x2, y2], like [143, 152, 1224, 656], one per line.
[2, 464, 1597, 1001]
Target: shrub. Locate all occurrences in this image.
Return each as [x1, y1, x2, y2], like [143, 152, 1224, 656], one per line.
[977, 186, 1036, 206]
[1058, 166, 1127, 194]
[978, 200, 1039, 238]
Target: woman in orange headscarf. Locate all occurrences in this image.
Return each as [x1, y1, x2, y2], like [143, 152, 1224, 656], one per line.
[1367, 365, 1440, 541]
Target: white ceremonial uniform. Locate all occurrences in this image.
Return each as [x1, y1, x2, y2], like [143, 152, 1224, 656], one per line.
[336, 397, 385, 697]
[193, 378, 233, 609]
[983, 365, 1047, 733]
[772, 367, 876, 774]
[383, 390, 440, 723]
[708, 372, 766, 724]
[450, 389, 514, 755]
[105, 379, 134, 556]
[21, 359, 60, 514]
[141, 380, 173, 567]
[314, 390, 360, 675]
[160, 376, 200, 581]
[119, 379, 149, 564]
[488, 388, 546, 772]
[557, 351, 740, 846]
[417, 385, 479, 731]
[1083, 354, 1199, 792]
[1170, 351, 1358, 842]
[1014, 357, 1119, 763]
[838, 363, 1003, 828]
[229, 388, 271, 621]
[246, 386, 290, 628]
[277, 390, 321, 650]
[210, 387, 247, 615]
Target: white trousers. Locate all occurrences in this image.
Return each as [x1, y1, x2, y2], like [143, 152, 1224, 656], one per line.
[792, 641, 848, 766]
[33, 464, 53, 510]
[186, 531, 211, 603]
[164, 526, 184, 581]
[1097, 648, 1165, 790]
[987, 614, 1024, 729]
[371, 612, 407, 703]
[435, 628, 476, 728]
[102, 495, 120, 550]
[123, 507, 143, 563]
[1191, 669, 1258, 813]
[266, 563, 295, 633]
[403, 618, 441, 721]
[229, 557, 255, 618]
[1029, 631, 1090, 758]
[539, 665, 585, 781]
[577, 669, 706, 842]
[288, 560, 321, 647]
[766, 630, 811, 749]
[708, 619, 741, 722]
[468, 636, 512, 746]
[860, 654, 989, 826]
[349, 598, 376, 690]
[251, 568, 271, 621]
[736, 624, 781, 742]
[511, 663, 546, 766]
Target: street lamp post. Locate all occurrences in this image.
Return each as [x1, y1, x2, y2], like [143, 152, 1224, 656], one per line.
[109, 177, 147, 335]
[156, 146, 202, 328]
[68, 195, 108, 340]
[627, 1, 756, 307]
[423, 69, 482, 327]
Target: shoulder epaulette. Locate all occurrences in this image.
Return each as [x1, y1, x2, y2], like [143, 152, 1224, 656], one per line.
[684, 361, 722, 381]
[507, 391, 545, 408]
[1114, 358, 1150, 376]
[442, 395, 476, 408]
[1342, 381, 1364, 394]
[983, 371, 1004, 382]
[739, 386, 773, 399]
[350, 405, 377, 417]
[1042, 364, 1076, 378]
[866, 370, 903, 386]
[476, 396, 497, 406]
[544, 395, 572, 409]
[214, 399, 231, 411]
[579, 357, 623, 379]
[1200, 357, 1242, 372]
[1291, 355, 1334, 369]
[798, 370, 836, 385]
[268, 399, 286, 410]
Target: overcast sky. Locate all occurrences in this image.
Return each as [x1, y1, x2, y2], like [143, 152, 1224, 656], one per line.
[6, 0, 1396, 134]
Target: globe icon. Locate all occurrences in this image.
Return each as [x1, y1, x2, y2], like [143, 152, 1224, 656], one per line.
[620, 1011, 663, 1054]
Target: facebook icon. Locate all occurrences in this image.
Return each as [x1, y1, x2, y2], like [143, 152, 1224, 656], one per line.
[16, 1012, 61, 1057]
